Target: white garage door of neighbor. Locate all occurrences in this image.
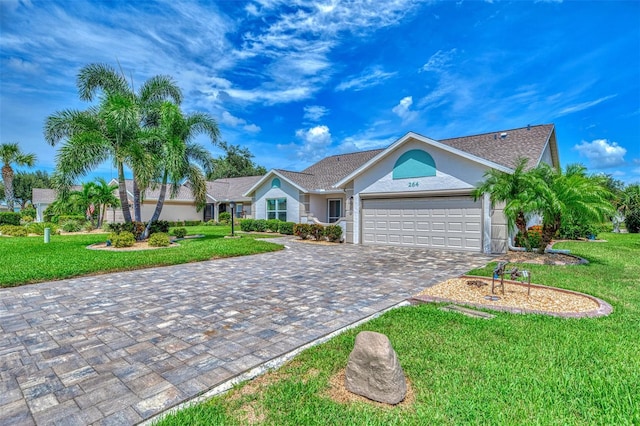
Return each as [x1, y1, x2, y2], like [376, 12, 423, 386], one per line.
[361, 197, 482, 251]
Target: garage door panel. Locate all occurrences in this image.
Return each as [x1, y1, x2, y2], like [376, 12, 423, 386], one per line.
[448, 222, 463, 232]
[362, 197, 482, 252]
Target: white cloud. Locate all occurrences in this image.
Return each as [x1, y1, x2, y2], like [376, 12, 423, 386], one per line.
[392, 96, 419, 123]
[220, 111, 261, 133]
[303, 105, 329, 122]
[335, 67, 397, 92]
[289, 125, 333, 161]
[243, 123, 261, 133]
[574, 139, 627, 168]
[422, 48, 457, 72]
[558, 94, 617, 116]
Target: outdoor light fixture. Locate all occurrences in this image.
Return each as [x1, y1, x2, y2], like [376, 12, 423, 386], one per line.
[229, 201, 236, 236]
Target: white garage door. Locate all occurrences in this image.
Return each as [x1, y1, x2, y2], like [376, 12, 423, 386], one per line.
[361, 196, 482, 251]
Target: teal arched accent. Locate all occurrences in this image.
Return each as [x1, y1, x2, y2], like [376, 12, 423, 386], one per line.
[392, 149, 436, 179]
[271, 178, 281, 188]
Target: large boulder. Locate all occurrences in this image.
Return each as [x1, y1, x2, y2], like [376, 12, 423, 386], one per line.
[344, 331, 407, 404]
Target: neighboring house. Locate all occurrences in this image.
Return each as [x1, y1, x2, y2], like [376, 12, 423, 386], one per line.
[30, 176, 263, 224]
[245, 124, 559, 254]
[32, 186, 83, 222]
[203, 176, 262, 222]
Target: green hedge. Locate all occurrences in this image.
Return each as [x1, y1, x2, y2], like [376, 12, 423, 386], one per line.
[239, 219, 296, 235]
[148, 232, 171, 247]
[294, 222, 343, 242]
[0, 212, 21, 226]
[0, 224, 27, 237]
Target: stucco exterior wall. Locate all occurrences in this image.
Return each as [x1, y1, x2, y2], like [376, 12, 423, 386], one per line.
[253, 178, 302, 223]
[490, 202, 508, 253]
[353, 139, 490, 195]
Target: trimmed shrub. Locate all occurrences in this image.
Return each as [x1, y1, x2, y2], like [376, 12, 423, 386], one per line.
[20, 215, 34, 224]
[0, 212, 21, 226]
[324, 224, 343, 242]
[626, 210, 640, 233]
[0, 224, 27, 237]
[240, 219, 255, 232]
[147, 220, 170, 235]
[278, 221, 295, 235]
[205, 219, 217, 226]
[184, 220, 202, 226]
[172, 227, 188, 238]
[294, 223, 311, 239]
[83, 222, 95, 232]
[254, 219, 268, 232]
[148, 232, 171, 247]
[515, 225, 543, 251]
[309, 224, 324, 241]
[266, 219, 280, 233]
[62, 220, 82, 233]
[110, 231, 135, 248]
[123, 221, 145, 240]
[219, 212, 231, 224]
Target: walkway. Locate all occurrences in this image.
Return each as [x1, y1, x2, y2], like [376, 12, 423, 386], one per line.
[0, 238, 492, 425]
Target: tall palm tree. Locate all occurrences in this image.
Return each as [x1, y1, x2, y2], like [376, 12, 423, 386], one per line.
[531, 164, 613, 253]
[1, 143, 36, 211]
[472, 158, 536, 239]
[141, 102, 218, 239]
[44, 63, 182, 223]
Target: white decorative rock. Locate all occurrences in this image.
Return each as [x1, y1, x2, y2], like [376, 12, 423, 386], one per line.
[344, 331, 407, 404]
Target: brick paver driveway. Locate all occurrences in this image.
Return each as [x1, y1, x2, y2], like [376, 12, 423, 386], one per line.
[0, 238, 492, 425]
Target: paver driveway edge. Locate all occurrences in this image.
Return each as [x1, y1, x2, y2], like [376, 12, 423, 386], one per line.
[141, 300, 411, 425]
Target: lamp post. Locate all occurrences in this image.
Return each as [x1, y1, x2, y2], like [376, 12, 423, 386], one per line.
[229, 201, 236, 237]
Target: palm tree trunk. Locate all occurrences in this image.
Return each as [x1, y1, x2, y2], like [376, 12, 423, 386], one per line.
[133, 178, 142, 222]
[142, 171, 168, 239]
[117, 163, 132, 223]
[538, 219, 560, 254]
[2, 165, 15, 211]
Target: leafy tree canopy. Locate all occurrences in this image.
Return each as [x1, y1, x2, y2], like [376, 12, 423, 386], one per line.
[208, 141, 267, 180]
[13, 170, 53, 209]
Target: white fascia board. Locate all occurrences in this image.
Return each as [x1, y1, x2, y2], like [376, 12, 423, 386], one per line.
[307, 189, 345, 195]
[242, 169, 308, 197]
[534, 125, 558, 168]
[334, 131, 514, 188]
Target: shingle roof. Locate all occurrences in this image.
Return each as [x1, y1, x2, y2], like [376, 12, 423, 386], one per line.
[438, 124, 555, 170]
[273, 149, 385, 191]
[122, 180, 196, 202]
[205, 176, 262, 202]
[32, 188, 58, 204]
[32, 186, 83, 204]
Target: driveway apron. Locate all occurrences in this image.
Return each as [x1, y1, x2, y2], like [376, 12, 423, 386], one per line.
[0, 238, 492, 425]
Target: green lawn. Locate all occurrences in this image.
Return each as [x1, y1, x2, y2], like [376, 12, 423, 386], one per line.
[157, 233, 639, 425]
[0, 225, 283, 287]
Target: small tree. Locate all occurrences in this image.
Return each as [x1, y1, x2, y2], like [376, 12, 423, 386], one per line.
[1, 143, 37, 211]
[531, 164, 614, 253]
[619, 184, 640, 233]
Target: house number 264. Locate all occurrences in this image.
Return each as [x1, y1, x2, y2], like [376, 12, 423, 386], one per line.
[408, 182, 419, 188]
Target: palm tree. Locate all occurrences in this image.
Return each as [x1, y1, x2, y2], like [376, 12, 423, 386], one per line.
[1, 143, 36, 211]
[531, 164, 614, 253]
[141, 102, 219, 239]
[472, 158, 536, 240]
[44, 63, 182, 223]
[92, 178, 120, 228]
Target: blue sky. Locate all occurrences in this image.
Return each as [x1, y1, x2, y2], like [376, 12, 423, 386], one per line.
[1, 0, 639, 184]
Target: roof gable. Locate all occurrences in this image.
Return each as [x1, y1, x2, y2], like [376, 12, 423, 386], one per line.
[335, 124, 557, 187]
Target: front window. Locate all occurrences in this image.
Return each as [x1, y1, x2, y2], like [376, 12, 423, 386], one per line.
[328, 199, 342, 223]
[267, 198, 287, 221]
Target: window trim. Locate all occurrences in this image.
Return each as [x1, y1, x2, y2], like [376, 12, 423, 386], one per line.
[327, 198, 342, 223]
[266, 197, 287, 221]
